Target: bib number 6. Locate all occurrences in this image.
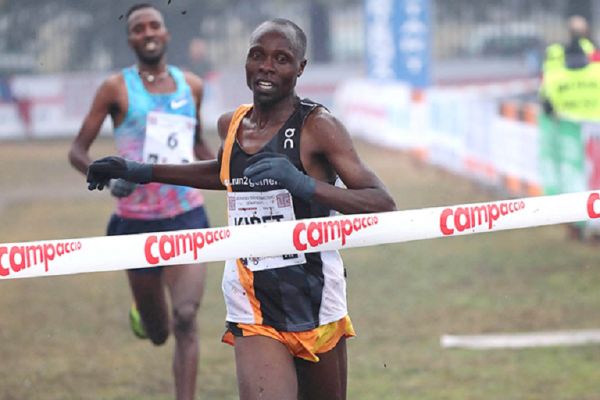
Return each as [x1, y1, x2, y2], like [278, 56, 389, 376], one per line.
[167, 132, 178, 149]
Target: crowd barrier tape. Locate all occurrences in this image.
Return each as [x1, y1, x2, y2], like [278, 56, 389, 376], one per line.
[2, 190, 600, 281]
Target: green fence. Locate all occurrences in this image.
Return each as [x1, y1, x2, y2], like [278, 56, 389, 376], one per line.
[538, 113, 586, 195]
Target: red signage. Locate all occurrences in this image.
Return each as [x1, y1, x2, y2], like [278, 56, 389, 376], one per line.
[0, 241, 82, 277]
[293, 216, 379, 251]
[145, 229, 231, 265]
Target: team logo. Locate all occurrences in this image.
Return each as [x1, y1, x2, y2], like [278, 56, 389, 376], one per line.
[283, 128, 295, 149]
[170, 98, 188, 109]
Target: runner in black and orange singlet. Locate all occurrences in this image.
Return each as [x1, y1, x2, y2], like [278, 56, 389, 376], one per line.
[86, 18, 396, 400]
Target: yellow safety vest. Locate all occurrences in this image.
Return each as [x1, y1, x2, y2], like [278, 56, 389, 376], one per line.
[541, 38, 600, 120]
[543, 43, 565, 75]
[543, 38, 595, 74]
[543, 61, 600, 120]
[579, 37, 595, 55]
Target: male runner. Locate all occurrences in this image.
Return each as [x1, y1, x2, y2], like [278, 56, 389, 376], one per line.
[86, 18, 396, 400]
[68, 4, 213, 400]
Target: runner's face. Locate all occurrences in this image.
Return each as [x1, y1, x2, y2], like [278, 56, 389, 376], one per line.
[245, 26, 306, 105]
[127, 8, 169, 65]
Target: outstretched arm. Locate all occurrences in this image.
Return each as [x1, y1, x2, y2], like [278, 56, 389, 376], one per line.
[87, 152, 225, 191]
[86, 111, 233, 191]
[152, 157, 224, 189]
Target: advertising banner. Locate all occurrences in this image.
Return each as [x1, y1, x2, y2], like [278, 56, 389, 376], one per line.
[2, 191, 600, 280]
[365, 0, 431, 87]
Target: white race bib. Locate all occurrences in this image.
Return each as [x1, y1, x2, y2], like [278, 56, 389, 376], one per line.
[143, 111, 195, 164]
[227, 189, 306, 271]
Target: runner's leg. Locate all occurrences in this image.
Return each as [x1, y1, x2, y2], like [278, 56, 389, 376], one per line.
[234, 335, 298, 400]
[164, 262, 207, 400]
[127, 269, 170, 345]
[295, 337, 348, 400]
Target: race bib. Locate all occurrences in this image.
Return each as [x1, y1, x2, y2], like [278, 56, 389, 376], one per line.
[227, 189, 306, 271]
[143, 111, 195, 164]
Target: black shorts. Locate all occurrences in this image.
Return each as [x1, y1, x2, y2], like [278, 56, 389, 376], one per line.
[107, 206, 210, 273]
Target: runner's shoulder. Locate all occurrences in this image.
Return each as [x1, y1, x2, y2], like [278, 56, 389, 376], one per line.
[217, 111, 236, 140]
[97, 73, 125, 99]
[304, 106, 346, 138]
[182, 70, 204, 91]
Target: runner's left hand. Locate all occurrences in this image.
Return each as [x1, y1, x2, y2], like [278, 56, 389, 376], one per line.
[243, 152, 315, 201]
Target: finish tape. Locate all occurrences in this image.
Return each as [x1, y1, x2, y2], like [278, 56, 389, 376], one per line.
[2, 191, 600, 280]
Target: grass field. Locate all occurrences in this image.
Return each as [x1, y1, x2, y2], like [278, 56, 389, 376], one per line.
[1, 137, 600, 399]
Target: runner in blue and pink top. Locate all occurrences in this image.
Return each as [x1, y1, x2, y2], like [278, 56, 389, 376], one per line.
[68, 4, 214, 400]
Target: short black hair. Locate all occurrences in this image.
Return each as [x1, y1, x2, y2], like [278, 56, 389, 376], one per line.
[126, 3, 158, 20]
[125, 3, 162, 33]
[263, 18, 307, 59]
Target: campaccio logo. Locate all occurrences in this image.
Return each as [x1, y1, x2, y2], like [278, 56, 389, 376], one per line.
[144, 229, 231, 265]
[440, 200, 526, 235]
[293, 216, 379, 251]
[0, 241, 83, 277]
[587, 192, 600, 218]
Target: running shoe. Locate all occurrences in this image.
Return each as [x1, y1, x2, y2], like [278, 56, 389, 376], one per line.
[129, 304, 148, 339]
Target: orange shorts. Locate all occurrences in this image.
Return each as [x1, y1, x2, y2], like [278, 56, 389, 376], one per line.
[222, 315, 356, 363]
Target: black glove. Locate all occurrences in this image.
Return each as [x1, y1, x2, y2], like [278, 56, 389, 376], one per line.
[87, 156, 152, 191]
[109, 178, 137, 198]
[243, 152, 316, 201]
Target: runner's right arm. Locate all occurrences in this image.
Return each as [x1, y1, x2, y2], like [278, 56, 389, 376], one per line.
[69, 75, 122, 175]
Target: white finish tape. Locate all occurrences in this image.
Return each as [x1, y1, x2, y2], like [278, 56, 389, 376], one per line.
[2, 191, 600, 280]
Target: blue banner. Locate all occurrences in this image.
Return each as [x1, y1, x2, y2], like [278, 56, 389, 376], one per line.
[365, 0, 431, 87]
[0, 78, 14, 102]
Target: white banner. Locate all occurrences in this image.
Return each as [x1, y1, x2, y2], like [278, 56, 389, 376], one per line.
[2, 191, 600, 280]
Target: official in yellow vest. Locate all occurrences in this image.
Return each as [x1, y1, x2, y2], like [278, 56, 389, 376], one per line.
[541, 38, 600, 121]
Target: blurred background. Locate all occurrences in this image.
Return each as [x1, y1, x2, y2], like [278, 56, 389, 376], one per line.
[2, 1, 600, 399]
[0, 0, 594, 76]
[1, 0, 598, 206]
[3, 0, 599, 212]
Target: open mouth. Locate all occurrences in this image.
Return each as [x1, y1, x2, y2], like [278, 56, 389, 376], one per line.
[256, 80, 275, 91]
[145, 41, 158, 51]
